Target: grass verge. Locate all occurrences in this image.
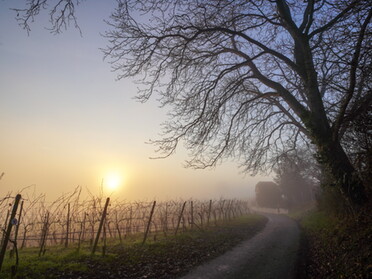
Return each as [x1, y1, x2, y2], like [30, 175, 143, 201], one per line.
[1, 214, 267, 279]
[297, 209, 371, 279]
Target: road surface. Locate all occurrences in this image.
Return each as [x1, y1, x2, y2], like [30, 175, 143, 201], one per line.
[179, 214, 300, 279]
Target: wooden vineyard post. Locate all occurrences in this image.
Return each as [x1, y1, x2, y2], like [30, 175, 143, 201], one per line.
[174, 201, 186, 235]
[198, 212, 203, 228]
[91, 197, 110, 255]
[165, 202, 169, 234]
[65, 203, 70, 248]
[77, 222, 83, 253]
[102, 221, 107, 257]
[163, 202, 168, 236]
[207, 200, 212, 226]
[190, 201, 194, 229]
[77, 212, 87, 253]
[115, 211, 123, 244]
[128, 205, 133, 234]
[14, 200, 24, 243]
[107, 221, 113, 239]
[1, 209, 10, 246]
[0, 194, 21, 272]
[20, 225, 28, 249]
[142, 201, 156, 245]
[231, 200, 236, 218]
[90, 205, 95, 249]
[226, 200, 232, 220]
[39, 211, 50, 257]
[82, 212, 87, 242]
[220, 200, 225, 221]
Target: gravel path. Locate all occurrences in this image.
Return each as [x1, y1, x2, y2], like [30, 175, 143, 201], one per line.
[178, 214, 300, 279]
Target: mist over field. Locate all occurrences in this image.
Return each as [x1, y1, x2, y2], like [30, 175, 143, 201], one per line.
[0, 1, 273, 202]
[0, 1, 370, 279]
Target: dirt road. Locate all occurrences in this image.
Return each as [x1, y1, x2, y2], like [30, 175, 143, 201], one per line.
[179, 214, 300, 279]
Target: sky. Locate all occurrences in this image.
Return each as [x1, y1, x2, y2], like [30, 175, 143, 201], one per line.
[0, 1, 271, 201]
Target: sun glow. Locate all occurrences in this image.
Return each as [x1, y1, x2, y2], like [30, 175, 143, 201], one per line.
[104, 173, 122, 191]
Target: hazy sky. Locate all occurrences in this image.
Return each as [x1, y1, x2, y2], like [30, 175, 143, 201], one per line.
[0, 1, 271, 201]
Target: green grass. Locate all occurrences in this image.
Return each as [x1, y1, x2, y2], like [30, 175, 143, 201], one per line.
[300, 210, 337, 232]
[1, 247, 90, 278]
[298, 209, 371, 279]
[0, 214, 267, 279]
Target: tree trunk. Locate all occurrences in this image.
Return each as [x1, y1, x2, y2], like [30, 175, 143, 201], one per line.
[289, 35, 367, 206]
[316, 136, 367, 206]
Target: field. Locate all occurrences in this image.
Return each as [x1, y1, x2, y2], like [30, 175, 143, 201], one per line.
[0, 188, 266, 278]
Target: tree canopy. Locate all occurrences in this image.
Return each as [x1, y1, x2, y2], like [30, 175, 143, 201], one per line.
[13, 0, 372, 206]
[274, 149, 319, 208]
[255, 181, 282, 209]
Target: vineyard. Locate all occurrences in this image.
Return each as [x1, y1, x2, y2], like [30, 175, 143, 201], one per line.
[0, 187, 252, 275]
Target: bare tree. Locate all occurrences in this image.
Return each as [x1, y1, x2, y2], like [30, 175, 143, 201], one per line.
[12, 0, 371, 206]
[342, 101, 372, 182]
[104, 0, 371, 207]
[9, 0, 82, 35]
[274, 148, 320, 207]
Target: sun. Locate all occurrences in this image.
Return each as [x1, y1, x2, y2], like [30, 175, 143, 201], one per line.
[104, 173, 122, 191]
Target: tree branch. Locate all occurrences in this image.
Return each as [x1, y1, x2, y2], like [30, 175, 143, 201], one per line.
[332, 9, 372, 138]
[309, 0, 359, 38]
